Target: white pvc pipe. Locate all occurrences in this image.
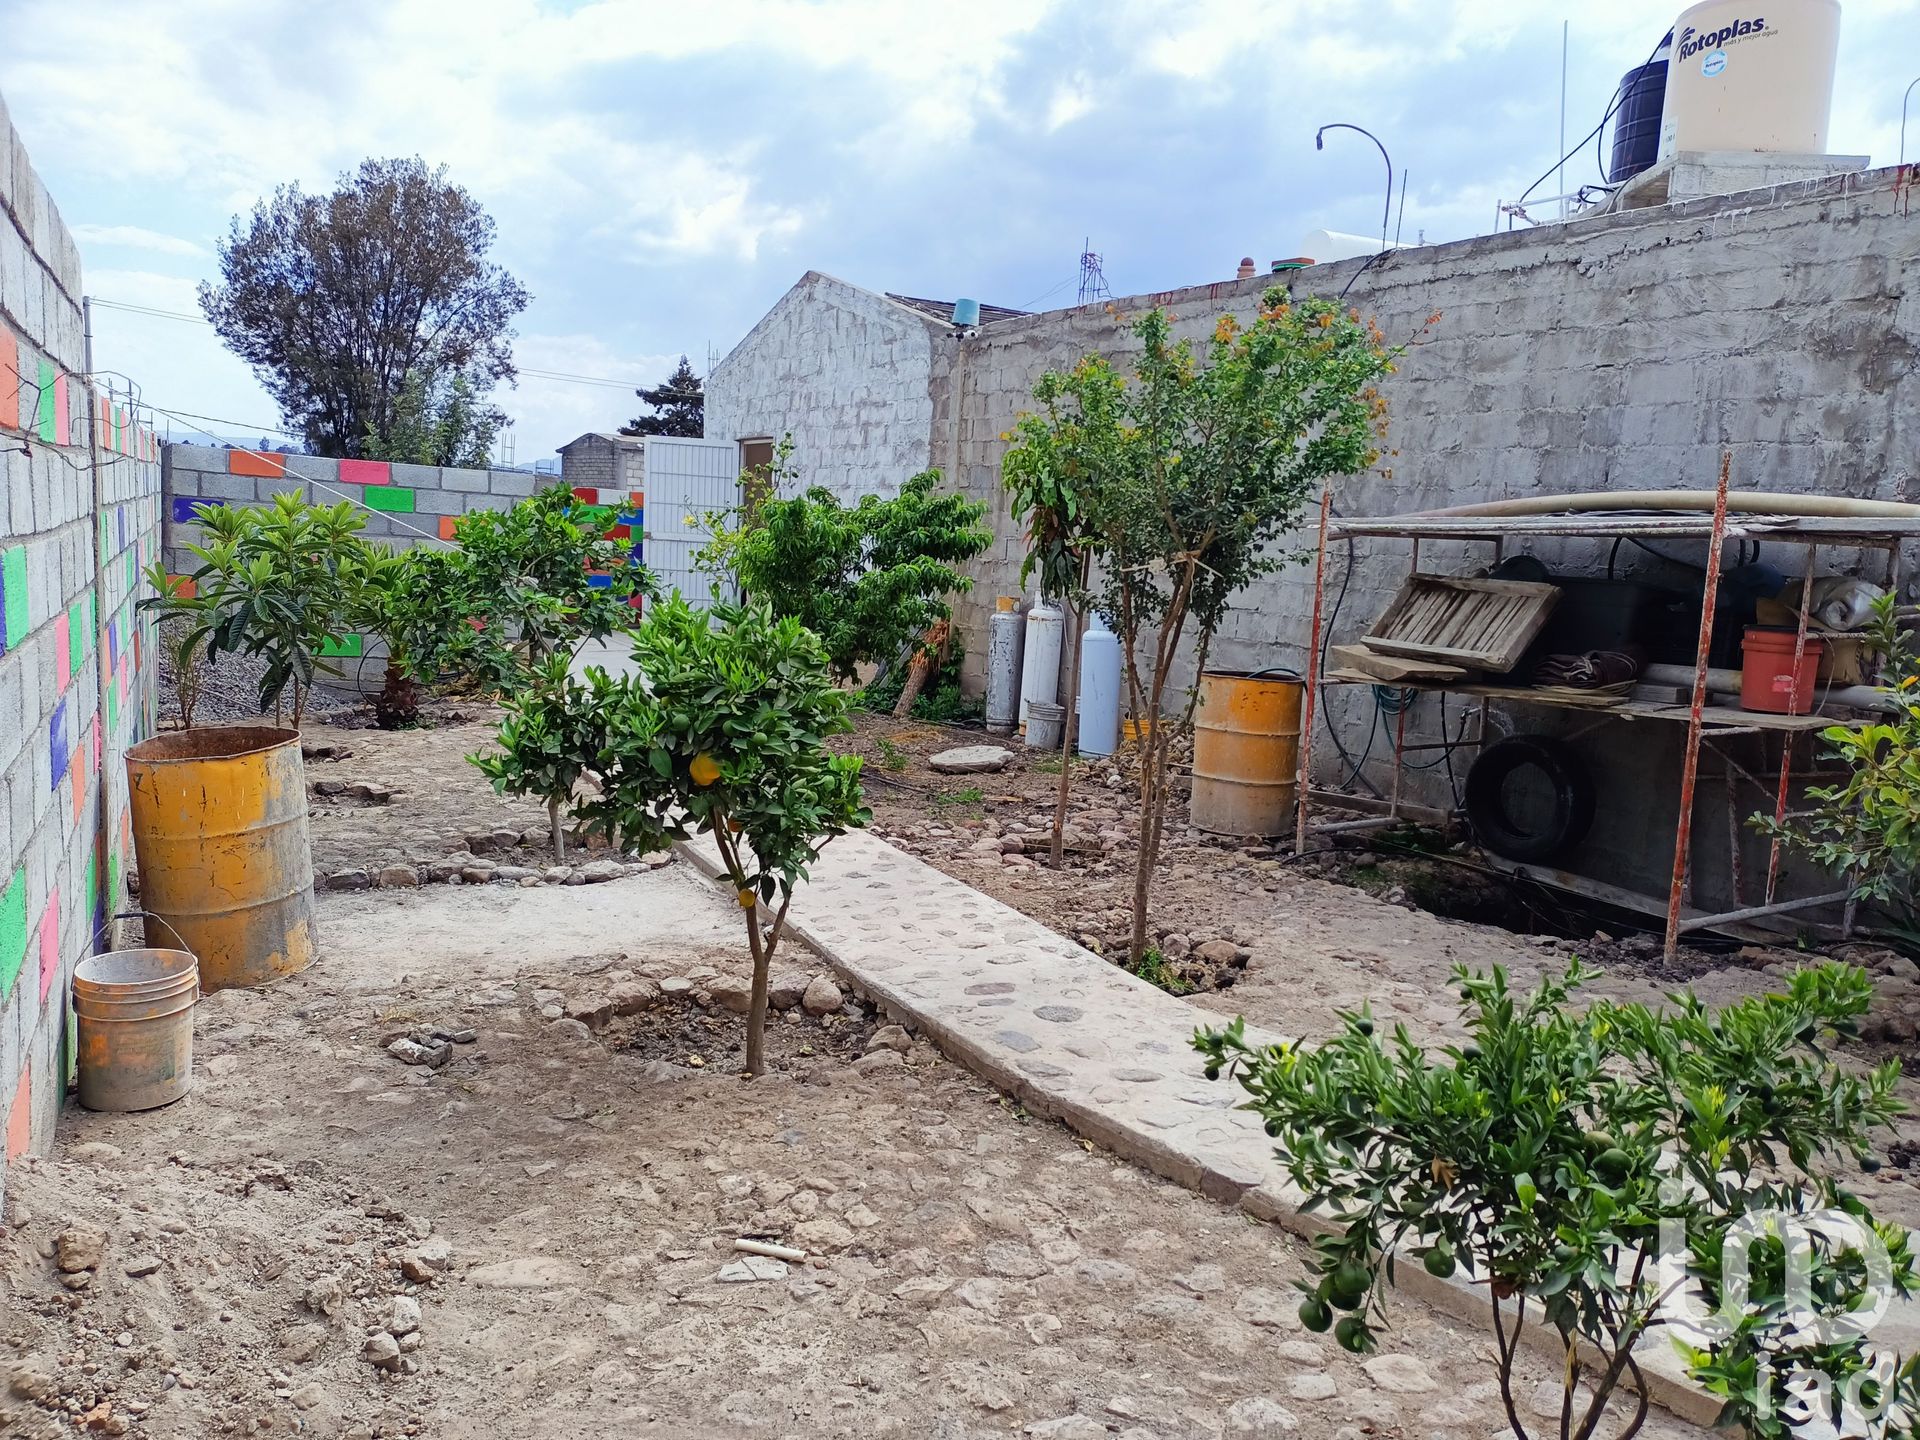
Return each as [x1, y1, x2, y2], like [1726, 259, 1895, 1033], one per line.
[1640, 663, 1898, 713]
[1412, 491, 1920, 520]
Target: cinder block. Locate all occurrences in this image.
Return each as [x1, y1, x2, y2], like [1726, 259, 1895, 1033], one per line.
[439, 468, 490, 494]
[389, 463, 439, 491]
[195, 474, 258, 503]
[413, 489, 464, 517]
[284, 454, 335, 481]
[488, 470, 534, 497]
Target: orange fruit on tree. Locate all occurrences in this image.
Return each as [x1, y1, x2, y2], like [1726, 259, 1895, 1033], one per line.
[689, 753, 721, 786]
[736, 888, 756, 909]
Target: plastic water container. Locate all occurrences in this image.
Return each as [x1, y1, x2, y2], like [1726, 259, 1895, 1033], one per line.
[73, 948, 199, 1111]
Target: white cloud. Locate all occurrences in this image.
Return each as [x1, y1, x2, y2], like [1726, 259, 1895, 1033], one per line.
[70, 224, 207, 258]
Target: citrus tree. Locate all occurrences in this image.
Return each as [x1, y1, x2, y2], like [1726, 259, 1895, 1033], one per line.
[345, 544, 488, 729]
[475, 597, 868, 1072]
[454, 482, 655, 676]
[1027, 292, 1399, 963]
[1195, 961, 1914, 1440]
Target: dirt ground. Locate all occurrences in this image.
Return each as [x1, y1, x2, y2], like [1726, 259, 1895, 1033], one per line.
[1, 870, 1701, 1440]
[833, 713, 1920, 1229]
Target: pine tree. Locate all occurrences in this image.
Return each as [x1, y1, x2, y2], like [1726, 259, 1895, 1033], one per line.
[621, 356, 704, 437]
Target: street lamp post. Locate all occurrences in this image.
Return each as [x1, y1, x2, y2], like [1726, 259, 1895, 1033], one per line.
[1315, 123, 1394, 252]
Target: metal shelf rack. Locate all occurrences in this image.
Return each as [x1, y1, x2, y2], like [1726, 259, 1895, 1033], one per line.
[1295, 459, 1916, 959]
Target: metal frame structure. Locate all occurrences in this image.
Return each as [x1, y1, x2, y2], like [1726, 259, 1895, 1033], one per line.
[1295, 461, 1916, 959]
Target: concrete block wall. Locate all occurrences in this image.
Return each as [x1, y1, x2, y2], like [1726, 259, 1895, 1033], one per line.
[921, 164, 1920, 909]
[161, 446, 643, 689]
[1, 87, 163, 1198]
[706, 271, 940, 504]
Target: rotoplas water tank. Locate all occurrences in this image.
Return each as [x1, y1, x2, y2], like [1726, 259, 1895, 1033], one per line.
[1659, 0, 1840, 160]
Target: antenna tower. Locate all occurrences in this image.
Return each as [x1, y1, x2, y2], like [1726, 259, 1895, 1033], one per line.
[1076, 238, 1110, 305]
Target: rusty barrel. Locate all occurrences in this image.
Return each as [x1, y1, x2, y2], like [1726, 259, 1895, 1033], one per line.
[1189, 670, 1304, 837]
[73, 948, 198, 1110]
[126, 726, 317, 990]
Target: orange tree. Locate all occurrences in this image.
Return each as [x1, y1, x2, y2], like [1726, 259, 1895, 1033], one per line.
[476, 596, 867, 1073]
[1197, 961, 1915, 1440]
[1029, 292, 1397, 964]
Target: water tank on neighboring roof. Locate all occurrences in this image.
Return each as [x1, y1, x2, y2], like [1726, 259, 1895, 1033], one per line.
[1607, 37, 1671, 183]
[1659, 0, 1841, 160]
[1294, 230, 1409, 265]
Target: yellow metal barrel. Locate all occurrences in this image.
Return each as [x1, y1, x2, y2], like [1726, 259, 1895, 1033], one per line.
[126, 726, 317, 990]
[1189, 671, 1303, 838]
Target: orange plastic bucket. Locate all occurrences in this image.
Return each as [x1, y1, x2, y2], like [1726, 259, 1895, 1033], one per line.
[73, 948, 198, 1111]
[1740, 627, 1824, 715]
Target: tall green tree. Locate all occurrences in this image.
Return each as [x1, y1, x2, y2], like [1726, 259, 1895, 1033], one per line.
[362, 370, 502, 469]
[621, 355, 705, 437]
[201, 157, 528, 458]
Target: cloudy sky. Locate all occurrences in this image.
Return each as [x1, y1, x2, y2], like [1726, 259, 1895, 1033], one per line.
[2, 0, 1915, 462]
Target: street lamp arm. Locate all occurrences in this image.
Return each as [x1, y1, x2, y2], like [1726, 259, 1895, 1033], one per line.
[1315, 123, 1394, 251]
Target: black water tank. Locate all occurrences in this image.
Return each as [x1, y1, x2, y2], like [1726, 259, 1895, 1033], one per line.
[1608, 57, 1668, 184]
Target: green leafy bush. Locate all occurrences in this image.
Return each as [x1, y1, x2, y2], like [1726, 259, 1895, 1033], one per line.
[1195, 961, 1911, 1440]
[143, 492, 366, 726]
[454, 482, 656, 675]
[1757, 594, 1919, 940]
[346, 544, 487, 728]
[701, 446, 990, 681]
[475, 597, 868, 1071]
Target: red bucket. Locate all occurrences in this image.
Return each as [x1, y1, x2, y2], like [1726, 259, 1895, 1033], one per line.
[1739, 627, 1824, 715]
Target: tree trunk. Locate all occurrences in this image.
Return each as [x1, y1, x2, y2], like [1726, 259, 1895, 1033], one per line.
[1129, 673, 1168, 965]
[1051, 593, 1086, 869]
[892, 649, 935, 718]
[374, 656, 421, 729]
[744, 905, 769, 1077]
[549, 798, 566, 864]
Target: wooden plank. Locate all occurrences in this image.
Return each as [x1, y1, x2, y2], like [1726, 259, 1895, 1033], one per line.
[1329, 644, 1470, 683]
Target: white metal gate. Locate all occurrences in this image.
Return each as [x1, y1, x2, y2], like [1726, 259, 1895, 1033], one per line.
[643, 437, 740, 609]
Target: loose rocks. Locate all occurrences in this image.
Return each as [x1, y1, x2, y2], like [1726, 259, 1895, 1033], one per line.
[801, 975, 843, 1017]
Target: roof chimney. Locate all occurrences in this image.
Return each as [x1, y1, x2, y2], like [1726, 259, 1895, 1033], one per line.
[1236, 257, 1256, 280]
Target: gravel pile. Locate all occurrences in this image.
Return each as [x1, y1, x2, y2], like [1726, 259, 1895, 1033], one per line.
[157, 625, 364, 729]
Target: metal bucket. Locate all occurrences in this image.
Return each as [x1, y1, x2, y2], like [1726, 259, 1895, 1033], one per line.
[1025, 700, 1066, 751]
[73, 948, 198, 1111]
[126, 726, 317, 991]
[1190, 670, 1303, 837]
